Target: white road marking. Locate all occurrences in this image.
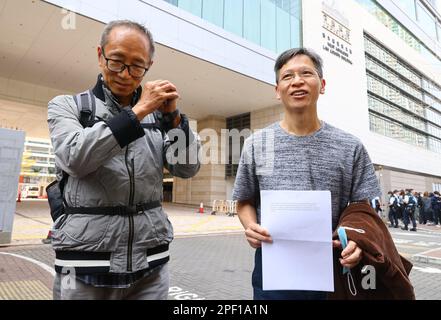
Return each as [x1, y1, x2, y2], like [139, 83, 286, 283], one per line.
[413, 266, 441, 274]
[393, 237, 441, 248]
[0, 252, 55, 277]
[393, 238, 413, 244]
[168, 286, 206, 300]
[394, 232, 439, 238]
[416, 247, 441, 256]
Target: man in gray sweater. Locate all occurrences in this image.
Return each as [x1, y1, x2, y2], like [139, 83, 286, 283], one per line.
[233, 48, 380, 300]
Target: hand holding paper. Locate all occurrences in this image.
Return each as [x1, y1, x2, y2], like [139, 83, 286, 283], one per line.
[260, 190, 334, 292]
[244, 222, 273, 249]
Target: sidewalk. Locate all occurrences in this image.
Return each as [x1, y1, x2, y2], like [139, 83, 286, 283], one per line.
[412, 224, 441, 266]
[163, 203, 243, 237]
[379, 213, 441, 266]
[0, 249, 54, 300]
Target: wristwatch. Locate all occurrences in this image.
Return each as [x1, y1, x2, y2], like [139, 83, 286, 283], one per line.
[161, 109, 180, 123]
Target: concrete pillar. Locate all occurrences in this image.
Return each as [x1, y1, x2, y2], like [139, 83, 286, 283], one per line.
[0, 128, 25, 244]
[251, 105, 284, 130]
[173, 115, 227, 207]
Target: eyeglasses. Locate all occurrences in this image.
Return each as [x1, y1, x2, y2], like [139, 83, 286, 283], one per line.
[279, 68, 319, 83]
[101, 49, 150, 78]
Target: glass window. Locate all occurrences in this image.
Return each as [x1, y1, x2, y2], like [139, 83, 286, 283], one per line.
[357, 0, 441, 72]
[424, 94, 441, 113]
[289, 0, 300, 13]
[290, 14, 301, 48]
[436, 23, 441, 42]
[364, 32, 441, 153]
[429, 137, 441, 153]
[289, 0, 302, 48]
[276, 6, 290, 53]
[368, 95, 426, 131]
[224, 0, 243, 37]
[260, 0, 276, 52]
[357, 0, 377, 13]
[423, 79, 441, 102]
[416, 2, 437, 39]
[202, 0, 224, 28]
[274, 0, 290, 11]
[366, 57, 423, 100]
[163, 0, 300, 53]
[400, 0, 416, 19]
[427, 109, 441, 126]
[243, 0, 261, 45]
[428, 124, 441, 138]
[434, 182, 441, 191]
[163, 0, 178, 5]
[178, 0, 202, 17]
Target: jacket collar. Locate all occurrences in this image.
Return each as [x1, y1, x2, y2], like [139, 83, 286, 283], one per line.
[91, 74, 142, 107]
[92, 74, 106, 102]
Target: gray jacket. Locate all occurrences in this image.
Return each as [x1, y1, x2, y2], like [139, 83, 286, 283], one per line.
[47, 76, 200, 274]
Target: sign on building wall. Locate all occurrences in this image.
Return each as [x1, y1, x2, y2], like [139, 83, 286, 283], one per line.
[0, 128, 25, 244]
[322, 1, 353, 65]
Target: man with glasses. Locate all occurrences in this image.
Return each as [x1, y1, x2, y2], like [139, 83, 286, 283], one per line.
[48, 20, 200, 300]
[233, 48, 381, 299]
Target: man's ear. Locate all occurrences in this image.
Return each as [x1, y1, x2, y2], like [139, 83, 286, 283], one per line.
[320, 79, 326, 94]
[97, 46, 104, 66]
[275, 84, 281, 100]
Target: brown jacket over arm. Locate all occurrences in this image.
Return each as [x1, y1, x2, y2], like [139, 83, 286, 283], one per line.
[328, 202, 415, 300]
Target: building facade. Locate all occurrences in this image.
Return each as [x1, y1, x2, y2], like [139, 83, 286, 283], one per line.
[1, 0, 440, 206]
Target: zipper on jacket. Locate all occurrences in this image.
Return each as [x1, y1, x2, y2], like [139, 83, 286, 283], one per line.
[130, 159, 135, 204]
[125, 148, 135, 272]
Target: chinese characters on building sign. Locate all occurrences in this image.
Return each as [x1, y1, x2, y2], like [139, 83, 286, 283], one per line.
[322, 11, 353, 65]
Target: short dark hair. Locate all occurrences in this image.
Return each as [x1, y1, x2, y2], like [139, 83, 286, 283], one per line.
[100, 20, 155, 58]
[274, 48, 323, 84]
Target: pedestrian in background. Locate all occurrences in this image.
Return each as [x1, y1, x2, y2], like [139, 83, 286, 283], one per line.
[421, 191, 432, 225]
[416, 191, 423, 224]
[432, 191, 441, 226]
[388, 190, 400, 228]
[402, 189, 417, 231]
[371, 196, 383, 217]
[397, 190, 406, 222]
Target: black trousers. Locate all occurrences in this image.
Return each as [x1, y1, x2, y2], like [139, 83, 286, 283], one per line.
[388, 208, 398, 227]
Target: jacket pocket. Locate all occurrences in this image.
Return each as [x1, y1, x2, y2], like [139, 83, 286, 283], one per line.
[135, 207, 173, 247]
[59, 214, 113, 245]
[52, 213, 69, 231]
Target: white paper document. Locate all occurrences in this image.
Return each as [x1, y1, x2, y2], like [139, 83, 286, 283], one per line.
[260, 190, 334, 292]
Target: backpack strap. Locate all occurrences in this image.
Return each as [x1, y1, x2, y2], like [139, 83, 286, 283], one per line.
[56, 90, 98, 210]
[73, 89, 96, 128]
[60, 171, 69, 207]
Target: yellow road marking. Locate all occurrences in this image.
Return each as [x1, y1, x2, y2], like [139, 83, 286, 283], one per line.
[185, 216, 216, 231]
[13, 225, 51, 230]
[0, 280, 51, 300]
[12, 235, 47, 240]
